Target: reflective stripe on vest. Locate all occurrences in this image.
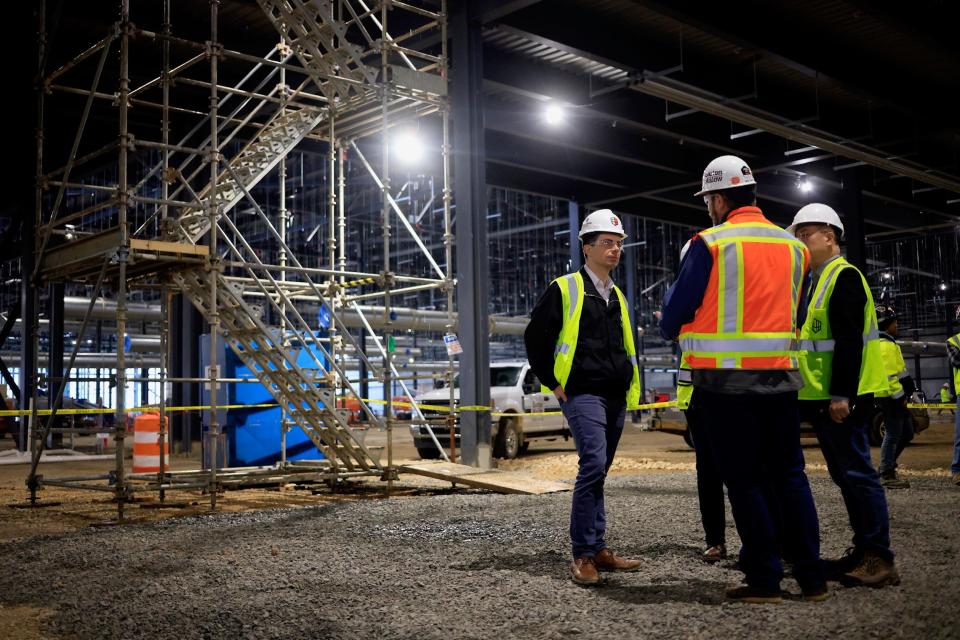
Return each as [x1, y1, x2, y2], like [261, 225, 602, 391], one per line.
[676, 362, 693, 410]
[678, 209, 808, 370]
[550, 271, 642, 409]
[798, 257, 887, 400]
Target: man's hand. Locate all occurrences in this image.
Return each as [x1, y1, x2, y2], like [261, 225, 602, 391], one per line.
[553, 386, 567, 403]
[828, 399, 850, 423]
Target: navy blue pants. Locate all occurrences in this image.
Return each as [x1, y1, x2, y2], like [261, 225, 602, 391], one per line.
[700, 389, 824, 592]
[561, 393, 625, 559]
[685, 405, 727, 547]
[809, 401, 894, 562]
[877, 397, 914, 475]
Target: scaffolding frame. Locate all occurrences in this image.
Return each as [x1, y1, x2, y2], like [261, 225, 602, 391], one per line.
[25, 0, 456, 519]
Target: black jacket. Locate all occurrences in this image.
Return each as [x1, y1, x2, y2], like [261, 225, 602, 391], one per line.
[524, 268, 633, 399]
[825, 266, 868, 401]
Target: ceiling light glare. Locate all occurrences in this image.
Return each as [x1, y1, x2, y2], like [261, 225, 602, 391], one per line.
[798, 179, 813, 193]
[544, 103, 565, 126]
[394, 130, 424, 165]
[940, 282, 948, 291]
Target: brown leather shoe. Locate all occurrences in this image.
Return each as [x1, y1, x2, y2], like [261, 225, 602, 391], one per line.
[594, 548, 642, 572]
[570, 556, 600, 585]
[703, 544, 727, 563]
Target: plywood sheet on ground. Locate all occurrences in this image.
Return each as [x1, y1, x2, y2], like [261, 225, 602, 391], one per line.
[400, 461, 570, 494]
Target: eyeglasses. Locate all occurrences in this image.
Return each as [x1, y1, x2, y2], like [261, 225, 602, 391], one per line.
[796, 227, 829, 242]
[591, 239, 624, 249]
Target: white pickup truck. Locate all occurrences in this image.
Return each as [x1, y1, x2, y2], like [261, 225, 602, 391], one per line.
[408, 361, 570, 459]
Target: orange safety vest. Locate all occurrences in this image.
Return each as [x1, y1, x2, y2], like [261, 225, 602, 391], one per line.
[679, 207, 809, 370]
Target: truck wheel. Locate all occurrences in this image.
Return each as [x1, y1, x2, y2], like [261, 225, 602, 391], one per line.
[416, 446, 441, 460]
[869, 411, 885, 448]
[494, 418, 520, 460]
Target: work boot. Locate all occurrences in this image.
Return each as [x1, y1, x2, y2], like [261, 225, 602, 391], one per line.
[880, 470, 910, 489]
[840, 551, 901, 588]
[725, 585, 782, 604]
[594, 548, 642, 572]
[802, 585, 830, 603]
[570, 556, 600, 586]
[703, 544, 727, 563]
[823, 547, 863, 581]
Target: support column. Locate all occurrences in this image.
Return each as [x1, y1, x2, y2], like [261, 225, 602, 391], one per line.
[452, 0, 490, 467]
[568, 200, 581, 271]
[840, 167, 867, 271]
[48, 283, 65, 448]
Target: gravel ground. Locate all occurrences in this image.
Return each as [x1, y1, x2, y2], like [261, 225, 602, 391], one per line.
[1, 472, 958, 640]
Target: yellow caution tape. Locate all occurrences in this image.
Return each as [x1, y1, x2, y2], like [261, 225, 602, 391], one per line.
[0, 397, 686, 419]
[907, 403, 957, 409]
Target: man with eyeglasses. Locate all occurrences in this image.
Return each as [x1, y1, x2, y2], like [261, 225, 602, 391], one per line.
[788, 203, 900, 588]
[660, 155, 826, 604]
[524, 209, 642, 586]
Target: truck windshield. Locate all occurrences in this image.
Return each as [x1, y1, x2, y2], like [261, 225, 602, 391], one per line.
[450, 366, 523, 388]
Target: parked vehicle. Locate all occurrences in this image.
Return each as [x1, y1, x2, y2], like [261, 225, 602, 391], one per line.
[409, 362, 570, 460]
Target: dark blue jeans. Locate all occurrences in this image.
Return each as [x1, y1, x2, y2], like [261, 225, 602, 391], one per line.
[561, 393, 625, 559]
[700, 389, 824, 592]
[809, 401, 894, 562]
[685, 405, 726, 547]
[877, 397, 914, 475]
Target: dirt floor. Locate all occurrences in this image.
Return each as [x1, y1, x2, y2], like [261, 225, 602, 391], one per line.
[0, 415, 956, 639]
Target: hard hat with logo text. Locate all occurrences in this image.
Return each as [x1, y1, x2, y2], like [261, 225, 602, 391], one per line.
[694, 155, 756, 196]
[579, 209, 627, 239]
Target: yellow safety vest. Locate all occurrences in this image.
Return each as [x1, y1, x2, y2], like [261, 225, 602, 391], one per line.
[549, 271, 641, 410]
[798, 257, 887, 400]
[876, 337, 908, 399]
[949, 333, 960, 392]
[676, 362, 693, 410]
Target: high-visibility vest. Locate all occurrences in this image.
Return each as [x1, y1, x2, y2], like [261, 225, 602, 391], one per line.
[941, 387, 951, 403]
[949, 333, 960, 393]
[549, 271, 641, 409]
[876, 336, 908, 399]
[798, 257, 887, 400]
[676, 363, 693, 410]
[679, 207, 808, 370]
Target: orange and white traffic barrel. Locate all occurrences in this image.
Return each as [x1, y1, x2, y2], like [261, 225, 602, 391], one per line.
[133, 413, 170, 473]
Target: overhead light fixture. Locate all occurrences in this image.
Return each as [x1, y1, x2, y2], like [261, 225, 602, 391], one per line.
[394, 129, 424, 165]
[940, 282, 948, 291]
[882, 272, 894, 281]
[798, 179, 813, 193]
[544, 103, 565, 126]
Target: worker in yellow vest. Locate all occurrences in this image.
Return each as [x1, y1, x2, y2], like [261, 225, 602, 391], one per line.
[948, 329, 960, 485]
[940, 383, 955, 417]
[789, 203, 899, 588]
[675, 239, 727, 563]
[524, 209, 642, 586]
[874, 306, 916, 489]
[661, 156, 825, 604]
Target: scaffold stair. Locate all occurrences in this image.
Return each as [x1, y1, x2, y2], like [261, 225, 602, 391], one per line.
[171, 267, 381, 472]
[176, 104, 329, 243]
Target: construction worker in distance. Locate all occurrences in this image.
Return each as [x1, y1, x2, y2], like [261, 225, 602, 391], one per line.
[940, 382, 955, 417]
[788, 202, 899, 588]
[874, 305, 917, 489]
[660, 155, 826, 604]
[948, 325, 960, 486]
[675, 238, 728, 564]
[524, 209, 643, 586]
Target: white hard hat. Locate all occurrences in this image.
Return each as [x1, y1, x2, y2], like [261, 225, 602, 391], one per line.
[679, 238, 692, 263]
[694, 155, 756, 197]
[579, 209, 627, 239]
[786, 203, 845, 239]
